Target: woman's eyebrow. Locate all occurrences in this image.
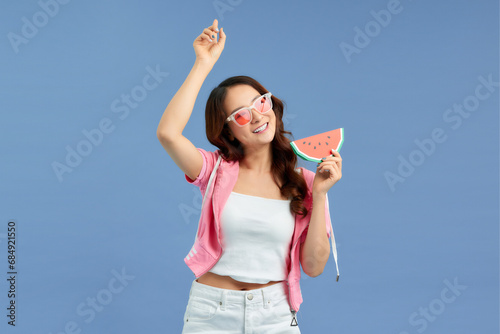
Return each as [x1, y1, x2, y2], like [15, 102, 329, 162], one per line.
[230, 94, 261, 114]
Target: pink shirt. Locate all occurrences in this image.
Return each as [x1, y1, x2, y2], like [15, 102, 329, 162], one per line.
[183, 147, 339, 312]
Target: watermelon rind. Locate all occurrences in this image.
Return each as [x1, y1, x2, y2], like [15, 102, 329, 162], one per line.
[290, 128, 344, 163]
[337, 127, 345, 152]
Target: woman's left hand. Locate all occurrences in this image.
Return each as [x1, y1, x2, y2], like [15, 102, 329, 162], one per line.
[312, 149, 342, 195]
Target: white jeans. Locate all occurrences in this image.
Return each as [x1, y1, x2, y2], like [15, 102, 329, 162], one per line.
[181, 279, 301, 334]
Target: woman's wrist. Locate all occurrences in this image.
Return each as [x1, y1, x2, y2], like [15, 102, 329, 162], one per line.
[194, 59, 214, 71]
[312, 190, 327, 200]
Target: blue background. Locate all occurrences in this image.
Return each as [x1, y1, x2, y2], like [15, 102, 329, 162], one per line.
[1, 0, 498, 333]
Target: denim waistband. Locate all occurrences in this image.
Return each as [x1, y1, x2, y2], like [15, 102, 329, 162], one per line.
[189, 279, 289, 310]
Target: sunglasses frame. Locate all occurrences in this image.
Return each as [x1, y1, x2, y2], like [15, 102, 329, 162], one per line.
[225, 92, 273, 127]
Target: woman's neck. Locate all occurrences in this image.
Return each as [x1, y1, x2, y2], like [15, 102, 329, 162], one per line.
[240, 145, 273, 173]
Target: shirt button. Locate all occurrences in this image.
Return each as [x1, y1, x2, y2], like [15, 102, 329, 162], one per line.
[247, 293, 254, 300]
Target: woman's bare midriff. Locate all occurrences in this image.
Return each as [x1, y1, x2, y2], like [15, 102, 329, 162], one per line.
[196, 272, 284, 290]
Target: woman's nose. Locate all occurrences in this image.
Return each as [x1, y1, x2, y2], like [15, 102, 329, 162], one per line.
[251, 108, 263, 121]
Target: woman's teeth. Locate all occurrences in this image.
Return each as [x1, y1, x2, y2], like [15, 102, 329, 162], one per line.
[253, 123, 268, 133]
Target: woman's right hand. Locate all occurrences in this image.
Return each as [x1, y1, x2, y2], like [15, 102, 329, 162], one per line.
[193, 19, 226, 67]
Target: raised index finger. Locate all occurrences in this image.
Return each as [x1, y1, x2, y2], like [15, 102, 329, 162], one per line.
[331, 149, 342, 168]
[211, 19, 219, 32]
[331, 149, 341, 156]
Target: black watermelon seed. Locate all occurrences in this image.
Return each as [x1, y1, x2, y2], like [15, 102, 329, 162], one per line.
[327, 136, 331, 138]
[318, 142, 321, 145]
[308, 142, 311, 145]
[314, 146, 316, 149]
[303, 141, 306, 144]
[326, 142, 329, 145]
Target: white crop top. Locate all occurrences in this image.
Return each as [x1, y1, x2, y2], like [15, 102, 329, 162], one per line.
[209, 191, 295, 284]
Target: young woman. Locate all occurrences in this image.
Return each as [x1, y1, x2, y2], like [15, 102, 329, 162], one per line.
[156, 19, 342, 333]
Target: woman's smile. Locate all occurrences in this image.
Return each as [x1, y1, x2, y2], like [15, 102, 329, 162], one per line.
[253, 122, 269, 133]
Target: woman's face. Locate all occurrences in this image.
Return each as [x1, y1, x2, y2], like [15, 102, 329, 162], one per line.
[223, 85, 276, 150]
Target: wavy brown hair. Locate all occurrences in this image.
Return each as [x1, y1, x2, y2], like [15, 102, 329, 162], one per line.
[205, 75, 309, 218]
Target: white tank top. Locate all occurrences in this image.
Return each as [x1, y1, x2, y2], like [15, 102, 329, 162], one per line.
[209, 191, 295, 284]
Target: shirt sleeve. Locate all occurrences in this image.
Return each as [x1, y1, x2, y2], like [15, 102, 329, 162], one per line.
[184, 148, 220, 190]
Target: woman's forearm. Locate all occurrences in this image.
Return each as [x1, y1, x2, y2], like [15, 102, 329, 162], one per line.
[300, 192, 330, 277]
[156, 60, 213, 140]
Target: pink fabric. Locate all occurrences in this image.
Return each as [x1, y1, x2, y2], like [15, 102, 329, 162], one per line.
[183, 148, 334, 312]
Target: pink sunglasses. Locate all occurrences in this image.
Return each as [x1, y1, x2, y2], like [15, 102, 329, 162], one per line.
[225, 92, 273, 127]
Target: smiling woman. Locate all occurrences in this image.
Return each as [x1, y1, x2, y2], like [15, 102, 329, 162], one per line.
[203, 77, 311, 207]
[156, 18, 340, 333]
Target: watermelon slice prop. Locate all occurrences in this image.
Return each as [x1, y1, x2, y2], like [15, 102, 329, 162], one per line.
[290, 128, 344, 163]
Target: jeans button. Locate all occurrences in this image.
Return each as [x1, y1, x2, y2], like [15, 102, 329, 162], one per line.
[247, 293, 253, 300]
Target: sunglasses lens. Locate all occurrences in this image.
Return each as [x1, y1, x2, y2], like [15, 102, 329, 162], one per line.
[234, 109, 251, 125]
[255, 95, 272, 113]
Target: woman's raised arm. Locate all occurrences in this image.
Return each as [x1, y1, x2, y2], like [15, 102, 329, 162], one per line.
[156, 19, 225, 181]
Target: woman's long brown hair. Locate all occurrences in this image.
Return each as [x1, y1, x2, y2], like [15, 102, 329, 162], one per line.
[205, 75, 309, 218]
